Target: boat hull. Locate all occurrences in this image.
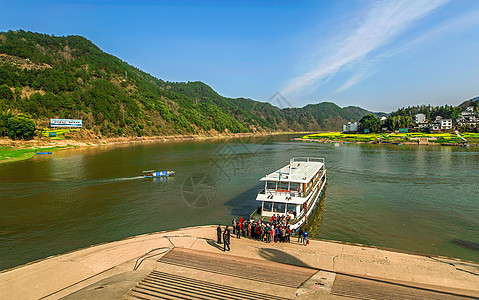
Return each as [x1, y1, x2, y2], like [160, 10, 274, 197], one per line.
[289, 178, 326, 231]
[143, 171, 175, 178]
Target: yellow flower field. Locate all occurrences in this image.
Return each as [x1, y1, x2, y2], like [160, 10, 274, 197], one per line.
[302, 131, 477, 144]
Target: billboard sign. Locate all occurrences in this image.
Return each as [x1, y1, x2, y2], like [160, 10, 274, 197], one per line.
[364, 129, 370, 133]
[398, 128, 408, 133]
[50, 119, 82, 128]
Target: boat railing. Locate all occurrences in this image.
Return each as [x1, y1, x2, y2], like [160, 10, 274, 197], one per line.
[259, 189, 305, 197]
[291, 157, 325, 164]
[302, 170, 326, 197]
[290, 173, 328, 225]
[259, 170, 326, 198]
[290, 181, 324, 225]
[250, 206, 262, 220]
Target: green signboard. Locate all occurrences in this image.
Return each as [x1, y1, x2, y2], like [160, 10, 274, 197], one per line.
[49, 132, 57, 137]
[399, 128, 408, 133]
[364, 129, 370, 133]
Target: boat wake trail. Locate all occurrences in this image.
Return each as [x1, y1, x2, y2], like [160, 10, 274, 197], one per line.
[0, 176, 145, 199]
[103, 176, 144, 182]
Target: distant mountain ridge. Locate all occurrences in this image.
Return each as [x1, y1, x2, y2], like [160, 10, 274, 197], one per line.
[0, 30, 382, 136]
[459, 96, 479, 108]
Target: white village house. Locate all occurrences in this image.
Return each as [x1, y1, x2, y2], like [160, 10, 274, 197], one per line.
[414, 113, 426, 124]
[414, 113, 428, 129]
[343, 122, 358, 132]
[457, 106, 478, 128]
[440, 118, 453, 130]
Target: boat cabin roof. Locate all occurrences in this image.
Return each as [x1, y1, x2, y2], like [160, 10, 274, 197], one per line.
[261, 160, 324, 184]
[143, 170, 155, 173]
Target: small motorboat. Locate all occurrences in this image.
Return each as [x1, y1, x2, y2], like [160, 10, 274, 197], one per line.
[143, 170, 175, 178]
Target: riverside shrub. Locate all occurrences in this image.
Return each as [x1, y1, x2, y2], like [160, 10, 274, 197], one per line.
[5, 115, 36, 140]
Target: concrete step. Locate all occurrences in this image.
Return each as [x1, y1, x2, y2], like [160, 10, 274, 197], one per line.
[157, 247, 316, 288]
[124, 270, 289, 300]
[331, 274, 477, 300]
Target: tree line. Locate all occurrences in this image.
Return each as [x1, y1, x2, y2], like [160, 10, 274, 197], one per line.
[359, 103, 478, 133]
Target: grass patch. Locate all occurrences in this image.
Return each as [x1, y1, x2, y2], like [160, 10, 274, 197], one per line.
[0, 146, 65, 163]
[39, 129, 78, 140]
[460, 132, 479, 143]
[388, 133, 457, 138]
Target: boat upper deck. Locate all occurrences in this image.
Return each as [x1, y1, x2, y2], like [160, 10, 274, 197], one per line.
[260, 157, 325, 184]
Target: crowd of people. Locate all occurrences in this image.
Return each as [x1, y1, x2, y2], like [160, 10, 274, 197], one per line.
[216, 214, 310, 252]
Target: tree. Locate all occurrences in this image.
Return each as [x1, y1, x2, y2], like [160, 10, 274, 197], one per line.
[14, 87, 22, 101]
[0, 111, 13, 136]
[359, 114, 380, 133]
[0, 85, 13, 101]
[5, 115, 36, 140]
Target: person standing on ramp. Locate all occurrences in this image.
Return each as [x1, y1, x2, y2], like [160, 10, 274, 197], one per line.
[223, 226, 231, 252]
[236, 222, 241, 239]
[217, 225, 222, 244]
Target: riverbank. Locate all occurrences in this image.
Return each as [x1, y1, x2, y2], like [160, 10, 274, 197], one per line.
[1, 225, 478, 299]
[0, 131, 310, 164]
[299, 132, 479, 146]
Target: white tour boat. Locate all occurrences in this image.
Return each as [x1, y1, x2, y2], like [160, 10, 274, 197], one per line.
[252, 157, 327, 231]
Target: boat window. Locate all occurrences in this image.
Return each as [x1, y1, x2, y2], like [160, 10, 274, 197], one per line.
[263, 201, 272, 212]
[267, 181, 276, 190]
[273, 202, 285, 213]
[277, 182, 289, 191]
[290, 182, 300, 192]
[286, 203, 296, 214]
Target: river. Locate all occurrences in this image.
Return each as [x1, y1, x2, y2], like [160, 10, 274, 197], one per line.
[0, 134, 478, 270]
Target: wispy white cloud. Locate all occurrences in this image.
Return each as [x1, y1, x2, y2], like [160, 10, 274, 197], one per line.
[281, 0, 450, 97]
[332, 7, 479, 96]
[334, 71, 369, 94]
[382, 8, 479, 58]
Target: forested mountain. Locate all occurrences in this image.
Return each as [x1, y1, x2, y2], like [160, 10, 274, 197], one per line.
[459, 96, 479, 109]
[0, 30, 380, 138]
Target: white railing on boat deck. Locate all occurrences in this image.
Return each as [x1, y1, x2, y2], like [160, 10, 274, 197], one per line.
[291, 157, 325, 164]
[303, 170, 326, 197]
[259, 170, 326, 198]
[290, 177, 327, 226]
[259, 189, 305, 197]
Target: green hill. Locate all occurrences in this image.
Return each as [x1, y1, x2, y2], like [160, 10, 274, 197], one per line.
[459, 96, 479, 109]
[0, 30, 380, 138]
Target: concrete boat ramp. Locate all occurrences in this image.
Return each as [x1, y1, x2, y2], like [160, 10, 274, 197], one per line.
[1, 226, 478, 299]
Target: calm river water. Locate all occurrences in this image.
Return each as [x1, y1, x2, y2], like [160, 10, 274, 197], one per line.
[0, 134, 478, 270]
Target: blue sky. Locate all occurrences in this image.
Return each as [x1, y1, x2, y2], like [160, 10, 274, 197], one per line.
[2, 0, 479, 112]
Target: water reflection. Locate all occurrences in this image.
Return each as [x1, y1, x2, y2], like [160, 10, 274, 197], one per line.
[49, 150, 86, 181]
[452, 239, 479, 252]
[152, 176, 172, 184]
[304, 187, 327, 236]
[439, 146, 453, 173]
